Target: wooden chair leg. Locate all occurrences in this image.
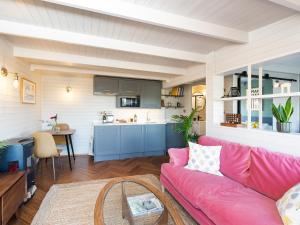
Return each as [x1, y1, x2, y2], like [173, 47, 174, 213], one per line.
[52, 156, 56, 180]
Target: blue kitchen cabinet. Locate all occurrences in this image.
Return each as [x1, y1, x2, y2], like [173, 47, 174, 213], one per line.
[120, 125, 144, 159]
[144, 124, 166, 156]
[166, 123, 186, 149]
[93, 126, 120, 161]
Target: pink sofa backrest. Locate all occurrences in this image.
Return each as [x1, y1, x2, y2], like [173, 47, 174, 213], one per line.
[246, 147, 300, 200]
[199, 136, 251, 185]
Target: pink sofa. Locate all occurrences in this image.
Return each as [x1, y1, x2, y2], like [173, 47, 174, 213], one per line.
[160, 136, 300, 225]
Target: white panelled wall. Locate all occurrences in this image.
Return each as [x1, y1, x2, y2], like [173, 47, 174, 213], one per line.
[40, 74, 185, 155]
[206, 15, 300, 156]
[0, 36, 41, 139]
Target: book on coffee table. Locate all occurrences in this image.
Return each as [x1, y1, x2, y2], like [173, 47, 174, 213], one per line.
[127, 193, 164, 217]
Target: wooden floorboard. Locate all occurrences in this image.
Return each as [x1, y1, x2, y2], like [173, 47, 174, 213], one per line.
[9, 155, 169, 225]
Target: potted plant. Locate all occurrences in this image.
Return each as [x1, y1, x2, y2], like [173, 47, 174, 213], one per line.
[172, 108, 199, 145]
[272, 97, 294, 133]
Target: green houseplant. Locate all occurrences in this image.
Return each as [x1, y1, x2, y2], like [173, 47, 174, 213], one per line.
[172, 108, 199, 145]
[272, 97, 294, 133]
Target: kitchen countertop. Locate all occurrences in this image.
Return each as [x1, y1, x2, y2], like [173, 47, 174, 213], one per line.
[93, 121, 167, 126]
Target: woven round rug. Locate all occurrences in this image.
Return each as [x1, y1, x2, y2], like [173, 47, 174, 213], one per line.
[31, 174, 198, 225]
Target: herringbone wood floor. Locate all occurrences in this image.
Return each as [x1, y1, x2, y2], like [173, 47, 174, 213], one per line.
[9, 155, 169, 225]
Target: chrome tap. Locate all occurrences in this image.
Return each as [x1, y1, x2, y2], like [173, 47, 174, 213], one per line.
[146, 111, 151, 122]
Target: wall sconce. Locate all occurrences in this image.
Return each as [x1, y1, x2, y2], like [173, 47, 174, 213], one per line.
[66, 86, 72, 93]
[13, 74, 19, 89]
[273, 80, 280, 88]
[1, 67, 8, 77]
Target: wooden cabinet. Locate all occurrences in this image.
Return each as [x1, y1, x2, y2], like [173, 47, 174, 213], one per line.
[93, 126, 120, 161]
[0, 172, 26, 225]
[144, 124, 166, 155]
[140, 80, 162, 109]
[93, 76, 119, 95]
[119, 79, 141, 96]
[166, 123, 186, 149]
[93, 124, 166, 162]
[120, 125, 144, 158]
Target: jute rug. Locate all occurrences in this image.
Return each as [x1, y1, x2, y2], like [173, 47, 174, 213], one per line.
[31, 174, 198, 225]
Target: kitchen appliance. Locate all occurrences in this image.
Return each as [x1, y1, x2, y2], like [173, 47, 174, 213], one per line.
[118, 96, 140, 107]
[102, 112, 114, 123]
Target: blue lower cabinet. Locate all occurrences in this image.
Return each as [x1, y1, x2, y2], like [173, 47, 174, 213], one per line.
[144, 124, 166, 156]
[94, 126, 120, 162]
[120, 125, 144, 157]
[166, 123, 186, 149]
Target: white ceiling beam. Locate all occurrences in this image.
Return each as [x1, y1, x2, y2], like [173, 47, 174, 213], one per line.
[0, 20, 206, 63]
[268, 0, 300, 12]
[14, 47, 186, 75]
[43, 0, 248, 43]
[31, 64, 171, 81]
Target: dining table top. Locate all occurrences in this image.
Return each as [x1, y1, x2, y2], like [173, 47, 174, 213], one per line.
[46, 129, 76, 136]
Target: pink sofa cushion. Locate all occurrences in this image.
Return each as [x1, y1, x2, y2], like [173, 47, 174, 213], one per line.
[161, 163, 283, 225]
[247, 147, 300, 200]
[199, 136, 251, 185]
[168, 148, 189, 167]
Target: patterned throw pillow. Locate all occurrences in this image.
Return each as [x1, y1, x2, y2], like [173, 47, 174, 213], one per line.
[185, 142, 223, 176]
[277, 183, 300, 225]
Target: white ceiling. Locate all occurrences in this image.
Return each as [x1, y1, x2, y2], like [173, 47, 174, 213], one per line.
[0, 0, 297, 81]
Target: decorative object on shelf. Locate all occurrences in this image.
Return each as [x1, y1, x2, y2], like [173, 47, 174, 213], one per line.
[272, 97, 294, 133]
[220, 113, 242, 127]
[21, 78, 36, 104]
[229, 87, 240, 97]
[172, 108, 199, 145]
[251, 88, 260, 111]
[170, 86, 184, 97]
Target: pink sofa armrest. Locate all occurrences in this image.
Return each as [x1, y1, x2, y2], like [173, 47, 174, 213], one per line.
[168, 148, 189, 166]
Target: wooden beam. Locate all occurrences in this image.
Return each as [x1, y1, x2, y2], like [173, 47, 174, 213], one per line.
[0, 20, 207, 63]
[268, 0, 300, 12]
[14, 47, 186, 75]
[31, 64, 171, 81]
[42, 0, 248, 43]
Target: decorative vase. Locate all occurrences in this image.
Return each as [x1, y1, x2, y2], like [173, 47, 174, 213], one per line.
[276, 122, 291, 133]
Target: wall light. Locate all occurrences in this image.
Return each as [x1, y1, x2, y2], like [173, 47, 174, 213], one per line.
[66, 86, 72, 93]
[1, 67, 8, 77]
[13, 74, 19, 89]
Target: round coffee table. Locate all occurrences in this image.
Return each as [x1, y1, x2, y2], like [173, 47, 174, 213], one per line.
[94, 176, 185, 225]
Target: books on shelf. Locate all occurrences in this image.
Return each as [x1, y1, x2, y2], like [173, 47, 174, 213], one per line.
[171, 87, 184, 96]
[127, 193, 164, 217]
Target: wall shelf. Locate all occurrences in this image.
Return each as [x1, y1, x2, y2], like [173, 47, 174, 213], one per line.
[251, 92, 300, 99]
[220, 96, 247, 101]
[162, 95, 184, 97]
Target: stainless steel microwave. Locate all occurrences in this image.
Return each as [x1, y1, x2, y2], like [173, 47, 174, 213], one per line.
[117, 96, 140, 107]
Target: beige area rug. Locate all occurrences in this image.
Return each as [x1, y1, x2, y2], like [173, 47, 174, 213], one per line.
[31, 174, 198, 225]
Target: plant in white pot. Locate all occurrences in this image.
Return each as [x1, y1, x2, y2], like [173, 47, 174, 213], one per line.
[272, 97, 294, 133]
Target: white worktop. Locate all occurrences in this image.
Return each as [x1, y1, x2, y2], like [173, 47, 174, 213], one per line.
[93, 121, 167, 126]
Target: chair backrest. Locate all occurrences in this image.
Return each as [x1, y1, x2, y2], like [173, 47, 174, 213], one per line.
[55, 123, 70, 131]
[33, 132, 58, 158]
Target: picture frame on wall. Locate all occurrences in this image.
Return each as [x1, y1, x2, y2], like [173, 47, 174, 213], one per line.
[21, 78, 36, 104]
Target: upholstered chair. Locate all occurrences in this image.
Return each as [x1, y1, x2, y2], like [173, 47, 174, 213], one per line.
[33, 132, 62, 180]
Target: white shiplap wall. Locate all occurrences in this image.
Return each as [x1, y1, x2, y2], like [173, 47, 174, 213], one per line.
[0, 36, 41, 140]
[206, 15, 300, 156]
[41, 74, 185, 155]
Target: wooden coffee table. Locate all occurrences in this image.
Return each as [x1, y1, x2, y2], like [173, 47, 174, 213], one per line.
[94, 176, 185, 225]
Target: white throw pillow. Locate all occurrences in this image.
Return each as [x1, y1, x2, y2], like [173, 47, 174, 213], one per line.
[276, 182, 300, 225]
[185, 142, 223, 176]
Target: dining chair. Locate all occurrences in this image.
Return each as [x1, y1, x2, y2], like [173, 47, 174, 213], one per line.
[33, 132, 62, 180]
[54, 123, 70, 145]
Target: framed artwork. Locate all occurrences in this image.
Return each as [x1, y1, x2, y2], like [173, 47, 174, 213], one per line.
[21, 78, 36, 104]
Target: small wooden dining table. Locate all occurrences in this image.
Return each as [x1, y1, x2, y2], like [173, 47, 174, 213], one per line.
[47, 129, 76, 170]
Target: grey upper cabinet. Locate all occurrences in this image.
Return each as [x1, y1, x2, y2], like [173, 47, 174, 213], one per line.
[140, 80, 162, 109]
[119, 79, 141, 95]
[94, 76, 119, 95]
